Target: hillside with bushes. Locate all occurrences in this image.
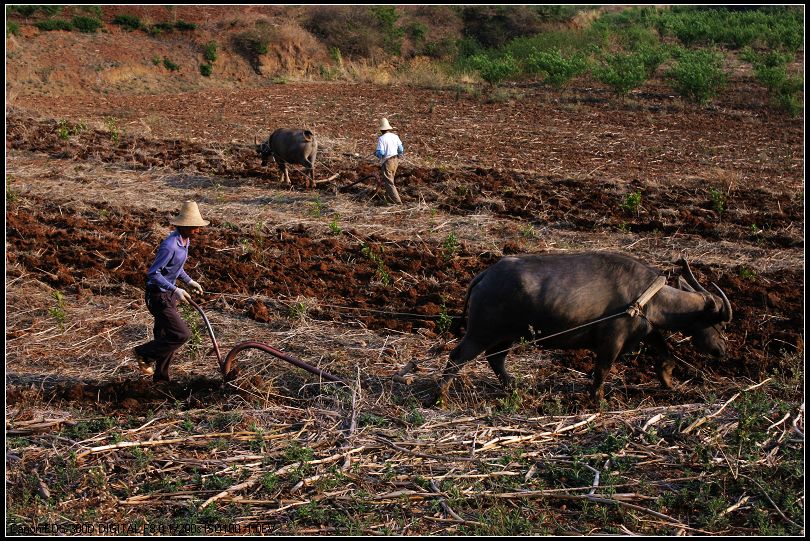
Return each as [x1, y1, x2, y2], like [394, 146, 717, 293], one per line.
[5, 5, 804, 115]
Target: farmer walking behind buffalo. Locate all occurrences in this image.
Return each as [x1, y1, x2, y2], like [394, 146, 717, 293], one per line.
[375, 118, 404, 204]
[133, 201, 209, 382]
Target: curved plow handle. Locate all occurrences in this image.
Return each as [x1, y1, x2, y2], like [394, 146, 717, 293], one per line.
[222, 341, 347, 386]
[187, 299, 346, 385]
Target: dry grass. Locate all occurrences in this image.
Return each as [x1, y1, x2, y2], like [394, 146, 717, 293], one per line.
[7, 335, 803, 535]
[6, 75, 803, 534]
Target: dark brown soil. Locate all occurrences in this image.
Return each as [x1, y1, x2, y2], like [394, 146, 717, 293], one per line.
[6, 75, 804, 406]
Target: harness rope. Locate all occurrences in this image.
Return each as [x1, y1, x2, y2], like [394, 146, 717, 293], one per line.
[472, 275, 668, 362]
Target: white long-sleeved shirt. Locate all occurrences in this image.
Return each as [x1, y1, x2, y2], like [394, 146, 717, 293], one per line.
[375, 132, 404, 164]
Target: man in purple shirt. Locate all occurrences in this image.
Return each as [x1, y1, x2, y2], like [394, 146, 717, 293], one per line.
[133, 201, 209, 382]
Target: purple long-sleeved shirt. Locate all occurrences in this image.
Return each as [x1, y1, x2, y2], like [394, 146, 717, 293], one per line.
[146, 230, 193, 292]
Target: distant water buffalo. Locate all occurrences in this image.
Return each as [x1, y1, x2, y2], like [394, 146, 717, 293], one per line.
[430, 252, 732, 406]
[255, 128, 318, 190]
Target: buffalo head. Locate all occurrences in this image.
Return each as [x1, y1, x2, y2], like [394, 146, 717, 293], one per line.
[255, 136, 271, 166]
[677, 259, 733, 358]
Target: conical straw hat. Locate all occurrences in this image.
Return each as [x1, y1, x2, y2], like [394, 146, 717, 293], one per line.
[171, 201, 210, 227]
[378, 117, 394, 131]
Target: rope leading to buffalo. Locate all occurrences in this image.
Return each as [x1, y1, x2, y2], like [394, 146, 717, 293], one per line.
[188, 275, 666, 386]
[477, 275, 667, 362]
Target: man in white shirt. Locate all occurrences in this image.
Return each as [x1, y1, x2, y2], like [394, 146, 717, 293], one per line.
[374, 118, 404, 204]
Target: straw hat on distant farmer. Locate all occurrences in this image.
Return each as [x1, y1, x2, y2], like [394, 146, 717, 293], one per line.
[133, 201, 209, 382]
[375, 118, 405, 204]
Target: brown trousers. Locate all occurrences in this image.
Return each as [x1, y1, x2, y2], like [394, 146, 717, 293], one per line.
[380, 156, 402, 204]
[134, 288, 191, 381]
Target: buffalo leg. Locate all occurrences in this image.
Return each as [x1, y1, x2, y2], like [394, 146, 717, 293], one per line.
[646, 331, 676, 389]
[428, 337, 484, 407]
[485, 342, 513, 388]
[277, 163, 290, 186]
[591, 342, 623, 402]
[306, 158, 315, 190]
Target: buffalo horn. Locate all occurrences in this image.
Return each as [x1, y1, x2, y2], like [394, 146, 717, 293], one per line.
[711, 282, 733, 322]
[679, 258, 710, 295]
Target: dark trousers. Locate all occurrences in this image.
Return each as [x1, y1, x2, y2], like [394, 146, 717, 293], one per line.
[134, 288, 191, 381]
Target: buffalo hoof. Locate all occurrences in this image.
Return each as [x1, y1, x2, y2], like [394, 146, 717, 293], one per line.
[423, 388, 447, 408]
[658, 375, 675, 390]
[657, 368, 675, 389]
[499, 374, 515, 390]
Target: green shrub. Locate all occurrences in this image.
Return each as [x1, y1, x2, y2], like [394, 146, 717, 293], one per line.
[199, 63, 212, 77]
[526, 49, 587, 88]
[657, 7, 803, 51]
[319, 64, 340, 80]
[35, 18, 73, 31]
[39, 5, 62, 16]
[234, 30, 270, 57]
[71, 16, 102, 33]
[469, 53, 520, 85]
[596, 6, 803, 53]
[328, 215, 342, 235]
[8, 5, 39, 17]
[591, 5, 660, 32]
[163, 57, 180, 71]
[370, 5, 404, 55]
[616, 24, 660, 50]
[773, 75, 803, 117]
[329, 46, 343, 66]
[48, 290, 67, 328]
[148, 21, 175, 36]
[175, 20, 197, 31]
[621, 190, 643, 215]
[765, 12, 803, 52]
[744, 48, 803, 116]
[203, 41, 218, 63]
[754, 62, 789, 92]
[57, 119, 71, 140]
[504, 29, 606, 59]
[592, 52, 648, 95]
[667, 48, 726, 105]
[112, 14, 141, 31]
[420, 38, 457, 60]
[407, 21, 428, 42]
[361, 243, 392, 286]
[709, 187, 725, 214]
[635, 43, 670, 77]
[442, 231, 460, 259]
[436, 305, 452, 334]
[7, 20, 20, 36]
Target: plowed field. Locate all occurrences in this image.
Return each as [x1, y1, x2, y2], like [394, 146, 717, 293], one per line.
[6, 79, 804, 534]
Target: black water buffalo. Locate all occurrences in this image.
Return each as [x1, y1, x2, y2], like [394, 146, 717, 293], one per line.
[430, 252, 732, 405]
[256, 128, 318, 190]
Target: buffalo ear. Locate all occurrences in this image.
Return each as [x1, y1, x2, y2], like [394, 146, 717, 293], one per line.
[677, 276, 695, 292]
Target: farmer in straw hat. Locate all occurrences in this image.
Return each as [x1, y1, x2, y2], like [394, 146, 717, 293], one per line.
[133, 201, 209, 382]
[375, 117, 405, 204]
